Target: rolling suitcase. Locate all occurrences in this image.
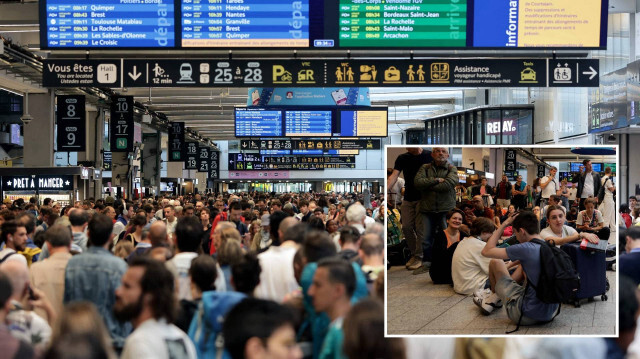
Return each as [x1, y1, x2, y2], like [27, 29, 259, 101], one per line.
[560, 242, 608, 307]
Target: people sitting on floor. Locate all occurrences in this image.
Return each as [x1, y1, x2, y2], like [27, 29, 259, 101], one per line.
[451, 217, 495, 296]
[540, 195, 567, 229]
[539, 204, 600, 246]
[474, 211, 560, 328]
[428, 209, 468, 285]
[576, 198, 610, 241]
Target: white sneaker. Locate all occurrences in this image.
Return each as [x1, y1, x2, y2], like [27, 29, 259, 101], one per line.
[473, 296, 503, 315]
[473, 288, 492, 300]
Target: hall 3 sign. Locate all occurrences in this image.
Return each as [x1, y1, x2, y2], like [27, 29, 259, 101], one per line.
[2, 175, 74, 191]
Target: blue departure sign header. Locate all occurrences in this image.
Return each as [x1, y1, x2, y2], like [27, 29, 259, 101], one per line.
[41, 0, 175, 48]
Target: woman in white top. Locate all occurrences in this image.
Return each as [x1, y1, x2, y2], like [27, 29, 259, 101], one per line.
[539, 205, 599, 246]
[598, 166, 616, 229]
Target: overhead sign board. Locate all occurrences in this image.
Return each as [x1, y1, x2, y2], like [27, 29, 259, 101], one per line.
[110, 96, 134, 152]
[197, 146, 209, 173]
[229, 153, 356, 170]
[168, 122, 185, 161]
[43, 60, 119, 87]
[209, 150, 219, 179]
[235, 107, 388, 138]
[240, 139, 380, 150]
[184, 142, 198, 170]
[41, 0, 176, 49]
[43, 59, 600, 88]
[504, 149, 517, 173]
[56, 95, 86, 152]
[103, 151, 112, 171]
[39, 0, 607, 50]
[3, 175, 74, 191]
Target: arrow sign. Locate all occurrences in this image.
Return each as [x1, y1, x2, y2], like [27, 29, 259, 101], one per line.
[128, 66, 142, 81]
[583, 66, 598, 80]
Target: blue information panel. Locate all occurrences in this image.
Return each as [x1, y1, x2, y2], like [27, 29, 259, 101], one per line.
[181, 0, 309, 48]
[235, 109, 283, 137]
[42, 0, 175, 48]
[285, 110, 332, 137]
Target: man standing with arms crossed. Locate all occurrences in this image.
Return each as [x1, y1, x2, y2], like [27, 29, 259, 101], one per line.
[413, 147, 459, 275]
[387, 148, 432, 271]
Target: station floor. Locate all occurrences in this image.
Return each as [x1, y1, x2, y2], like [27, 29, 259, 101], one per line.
[386, 266, 616, 335]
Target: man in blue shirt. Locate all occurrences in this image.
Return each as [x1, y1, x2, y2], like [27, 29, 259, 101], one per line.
[621, 227, 640, 285]
[308, 257, 355, 359]
[475, 211, 559, 326]
[64, 214, 131, 350]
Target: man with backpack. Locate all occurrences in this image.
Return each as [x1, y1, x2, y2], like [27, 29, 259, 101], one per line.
[475, 211, 571, 330]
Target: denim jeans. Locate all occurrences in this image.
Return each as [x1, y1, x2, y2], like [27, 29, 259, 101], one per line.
[421, 212, 448, 264]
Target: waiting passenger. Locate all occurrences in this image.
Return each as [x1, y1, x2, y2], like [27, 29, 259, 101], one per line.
[576, 198, 611, 241]
[429, 209, 468, 285]
[474, 211, 560, 329]
[451, 217, 495, 296]
[540, 204, 599, 246]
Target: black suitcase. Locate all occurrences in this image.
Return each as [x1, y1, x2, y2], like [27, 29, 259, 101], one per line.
[387, 241, 411, 268]
[560, 242, 608, 307]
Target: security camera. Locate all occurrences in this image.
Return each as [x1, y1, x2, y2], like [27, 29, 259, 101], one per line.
[20, 114, 33, 125]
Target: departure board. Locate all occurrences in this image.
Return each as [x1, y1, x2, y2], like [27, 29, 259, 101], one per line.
[338, 0, 467, 48]
[235, 109, 283, 137]
[285, 110, 332, 137]
[181, 0, 310, 48]
[42, 0, 176, 48]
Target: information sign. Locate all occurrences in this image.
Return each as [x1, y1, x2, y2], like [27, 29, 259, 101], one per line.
[56, 95, 86, 152]
[110, 96, 134, 152]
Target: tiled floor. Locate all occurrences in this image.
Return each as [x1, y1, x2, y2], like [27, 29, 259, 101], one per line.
[386, 266, 616, 335]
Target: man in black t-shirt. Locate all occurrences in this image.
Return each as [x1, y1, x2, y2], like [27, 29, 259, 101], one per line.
[387, 148, 432, 270]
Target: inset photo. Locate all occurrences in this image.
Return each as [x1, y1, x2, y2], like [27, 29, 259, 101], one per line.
[386, 146, 618, 336]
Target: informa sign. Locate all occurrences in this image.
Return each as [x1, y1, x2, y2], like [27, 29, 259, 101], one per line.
[184, 142, 198, 169]
[197, 146, 209, 173]
[241, 139, 381, 150]
[181, 0, 309, 48]
[248, 88, 371, 106]
[110, 96, 134, 152]
[168, 122, 185, 161]
[338, 0, 467, 48]
[3, 175, 74, 191]
[339, 110, 387, 137]
[41, 0, 176, 48]
[474, 0, 604, 48]
[56, 95, 86, 152]
[45, 59, 599, 88]
[209, 150, 219, 179]
[228, 171, 290, 180]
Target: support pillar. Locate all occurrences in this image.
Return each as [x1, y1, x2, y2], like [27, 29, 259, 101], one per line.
[23, 91, 55, 167]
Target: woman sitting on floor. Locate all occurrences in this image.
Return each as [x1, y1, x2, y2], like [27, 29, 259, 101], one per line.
[429, 208, 469, 285]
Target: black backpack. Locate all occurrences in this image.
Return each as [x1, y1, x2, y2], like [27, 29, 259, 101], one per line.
[528, 238, 580, 304]
[507, 238, 580, 334]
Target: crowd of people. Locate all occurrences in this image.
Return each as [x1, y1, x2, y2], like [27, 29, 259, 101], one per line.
[387, 147, 634, 354]
[0, 190, 392, 359]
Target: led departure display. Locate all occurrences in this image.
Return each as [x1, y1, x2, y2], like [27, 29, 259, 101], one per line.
[40, 0, 607, 49]
[41, 0, 175, 48]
